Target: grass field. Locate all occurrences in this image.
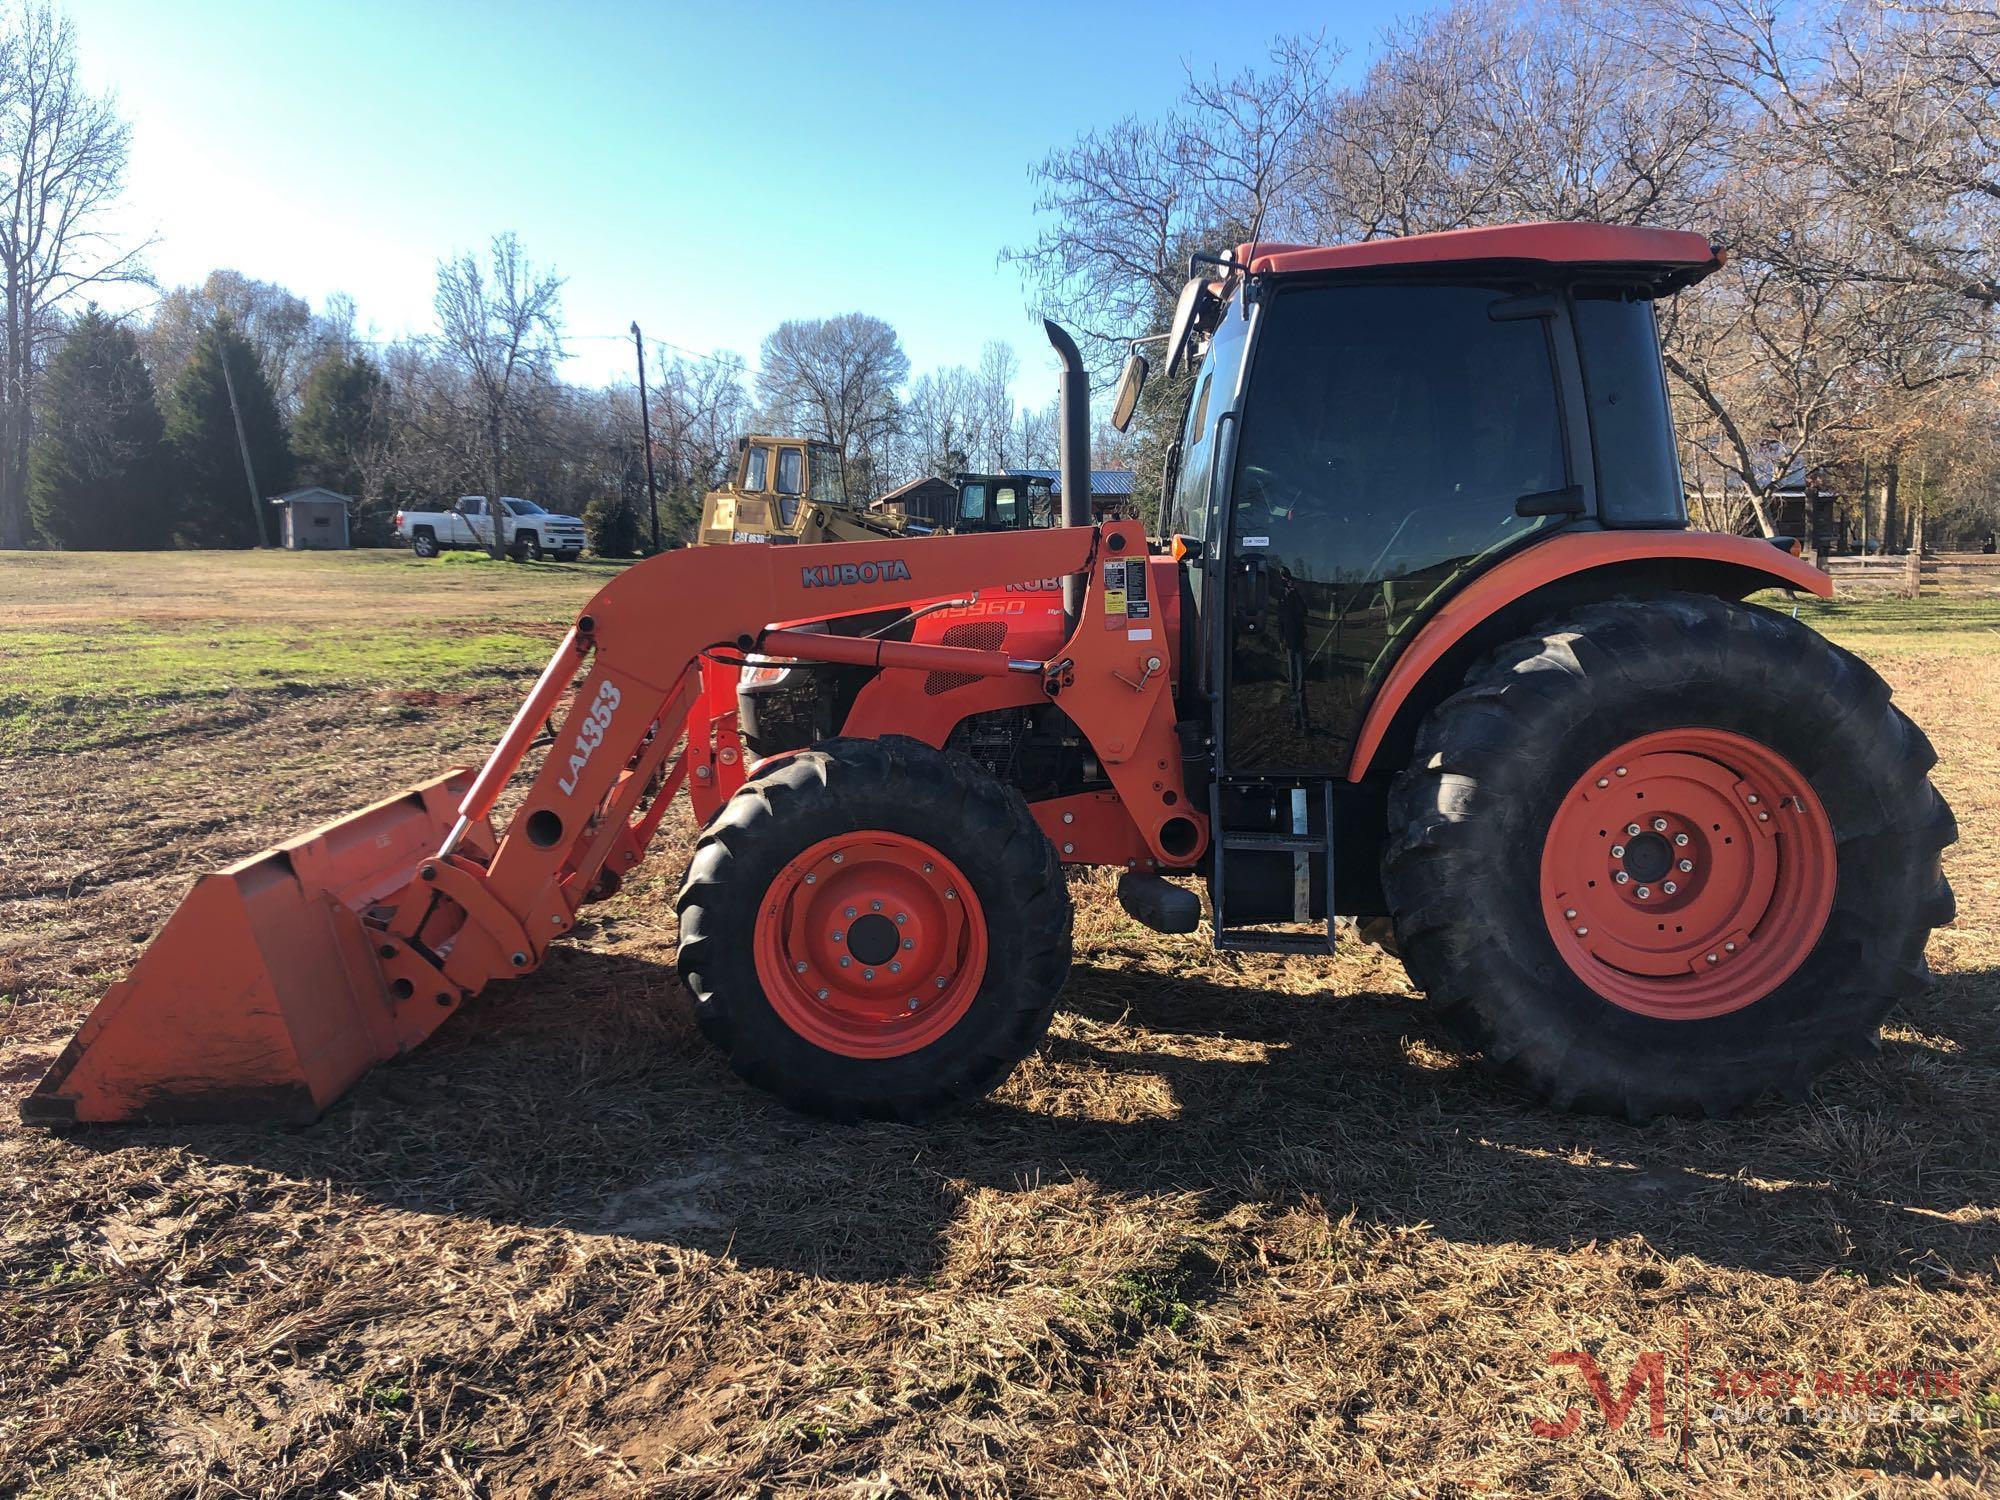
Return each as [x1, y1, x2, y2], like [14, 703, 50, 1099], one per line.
[1, 551, 1995, 1497]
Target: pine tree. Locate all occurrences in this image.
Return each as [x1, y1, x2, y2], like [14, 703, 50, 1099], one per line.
[165, 315, 293, 547]
[28, 310, 171, 549]
[293, 350, 386, 540]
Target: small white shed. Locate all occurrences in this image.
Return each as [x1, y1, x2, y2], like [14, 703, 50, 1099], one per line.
[269, 486, 353, 549]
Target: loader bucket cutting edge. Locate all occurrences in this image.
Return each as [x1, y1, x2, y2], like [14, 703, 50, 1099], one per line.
[23, 769, 494, 1127]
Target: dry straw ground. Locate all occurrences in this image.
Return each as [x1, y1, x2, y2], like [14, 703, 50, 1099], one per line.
[1, 551, 1995, 1498]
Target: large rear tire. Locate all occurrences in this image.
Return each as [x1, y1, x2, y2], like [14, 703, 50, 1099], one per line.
[1383, 592, 1956, 1119]
[675, 736, 1072, 1120]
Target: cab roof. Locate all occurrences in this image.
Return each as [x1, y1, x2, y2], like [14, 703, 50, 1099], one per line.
[1237, 222, 1723, 289]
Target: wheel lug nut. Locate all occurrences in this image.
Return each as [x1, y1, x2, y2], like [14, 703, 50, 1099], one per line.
[816, 988, 829, 1000]
[1746, 794, 1759, 805]
[831, 930, 843, 943]
[832, 852, 844, 863]
[1564, 908, 1577, 920]
[1758, 812, 1769, 822]
[907, 999, 919, 1011]
[945, 889, 957, 900]
[1596, 777, 1609, 788]
[1627, 823, 1642, 837]
[1615, 766, 1628, 777]
[1636, 886, 1651, 899]
[1706, 953, 1719, 964]
[889, 961, 901, 973]
[844, 906, 857, 919]
[1652, 818, 1667, 832]
[804, 874, 816, 884]
[1662, 881, 1677, 895]
[871, 900, 883, 911]
[863, 968, 875, 980]
[894, 912, 907, 924]
[902, 938, 914, 950]
[1678, 859, 1693, 872]
[840, 956, 851, 967]
[794, 960, 808, 973]
[922, 863, 933, 873]
[1615, 871, 1630, 884]
[1725, 941, 1737, 952]
[1576, 926, 1589, 936]
[1611, 844, 1626, 858]
[935, 976, 948, 988]
[1674, 833, 1689, 846]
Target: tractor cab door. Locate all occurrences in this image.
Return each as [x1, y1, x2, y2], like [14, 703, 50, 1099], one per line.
[1162, 291, 1255, 703]
[1218, 280, 1583, 776]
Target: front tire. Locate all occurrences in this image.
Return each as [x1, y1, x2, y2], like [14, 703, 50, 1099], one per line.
[675, 736, 1073, 1120]
[1383, 593, 1955, 1119]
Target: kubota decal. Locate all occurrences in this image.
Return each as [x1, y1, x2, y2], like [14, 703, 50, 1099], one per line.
[557, 678, 623, 796]
[800, 559, 912, 588]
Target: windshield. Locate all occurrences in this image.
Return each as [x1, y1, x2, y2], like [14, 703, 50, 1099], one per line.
[742, 446, 768, 493]
[502, 499, 546, 516]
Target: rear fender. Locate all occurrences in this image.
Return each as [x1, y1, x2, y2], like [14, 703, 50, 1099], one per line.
[1346, 531, 1830, 782]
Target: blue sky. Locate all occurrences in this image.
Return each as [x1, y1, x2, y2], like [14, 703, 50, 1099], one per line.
[78, 0, 1407, 397]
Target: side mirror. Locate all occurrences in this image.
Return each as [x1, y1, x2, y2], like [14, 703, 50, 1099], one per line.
[1109, 352, 1149, 432]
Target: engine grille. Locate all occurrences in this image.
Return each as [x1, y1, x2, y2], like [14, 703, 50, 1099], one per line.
[923, 622, 1008, 695]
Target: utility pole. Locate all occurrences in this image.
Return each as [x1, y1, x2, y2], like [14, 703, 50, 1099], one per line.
[218, 335, 270, 548]
[631, 322, 662, 552]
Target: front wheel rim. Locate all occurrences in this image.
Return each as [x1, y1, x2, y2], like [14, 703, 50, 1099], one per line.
[1539, 728, 1837, 1020]
[753, 832, 988, 1058]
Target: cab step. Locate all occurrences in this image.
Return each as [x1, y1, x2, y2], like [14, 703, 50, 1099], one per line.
[1207, 779, 1337, 956]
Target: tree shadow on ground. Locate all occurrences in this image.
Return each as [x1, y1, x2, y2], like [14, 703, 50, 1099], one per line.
[74, 949, 2000, 1287]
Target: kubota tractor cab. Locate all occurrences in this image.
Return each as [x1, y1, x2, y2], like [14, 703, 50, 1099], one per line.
[30, 223, 1954, 1132]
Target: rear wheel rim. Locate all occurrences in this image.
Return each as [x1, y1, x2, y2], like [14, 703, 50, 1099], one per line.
[753, 832, 987, 1058]
[1539, 728, 1836, 1020]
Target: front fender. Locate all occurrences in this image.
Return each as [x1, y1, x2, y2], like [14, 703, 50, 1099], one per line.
[1346, 531, 1830, 782]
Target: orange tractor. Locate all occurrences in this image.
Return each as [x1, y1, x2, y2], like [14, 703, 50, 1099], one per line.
[27, 223, 1955, 1127]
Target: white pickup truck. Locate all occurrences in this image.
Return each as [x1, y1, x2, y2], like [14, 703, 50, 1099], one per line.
[394, 496, 587, 561]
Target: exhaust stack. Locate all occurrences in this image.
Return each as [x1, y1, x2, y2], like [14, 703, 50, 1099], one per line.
[1044, 320, 1093, 623]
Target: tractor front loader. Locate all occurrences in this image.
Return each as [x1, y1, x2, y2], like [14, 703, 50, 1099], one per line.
[29, 223, 1956, 1128]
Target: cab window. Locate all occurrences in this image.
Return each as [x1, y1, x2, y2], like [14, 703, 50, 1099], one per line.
[742, 447, 768, 493]
[774, 448, 804, 525]
[960, 482, 987, 523]
[994, 486, 1017, 527]
[776, 448, 804, 496]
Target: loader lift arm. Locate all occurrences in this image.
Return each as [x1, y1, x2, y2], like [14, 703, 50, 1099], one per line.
[27, 521, 1201, 1125]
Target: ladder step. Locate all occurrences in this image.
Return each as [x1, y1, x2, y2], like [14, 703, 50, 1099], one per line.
[1219, 832, 1327, 853]
[1216, 929, 1337, 956]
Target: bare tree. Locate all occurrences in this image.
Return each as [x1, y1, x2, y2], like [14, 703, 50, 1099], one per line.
[974, 339, 1019, 469]
[1007, 35, 1338, 375]
[432, 232, 564, 558]
[0, 1, 147, 548]
[899, 364, 980, 482]
[756, 313, 908, 501]
[649, 348, 750, 540]
[144, 269, 318, 411]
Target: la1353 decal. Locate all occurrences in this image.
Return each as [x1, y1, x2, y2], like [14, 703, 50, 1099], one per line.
[558, 679, 623, 795]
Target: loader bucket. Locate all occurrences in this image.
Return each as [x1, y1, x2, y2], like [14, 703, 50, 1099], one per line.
[23, 770, 492, 1127]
